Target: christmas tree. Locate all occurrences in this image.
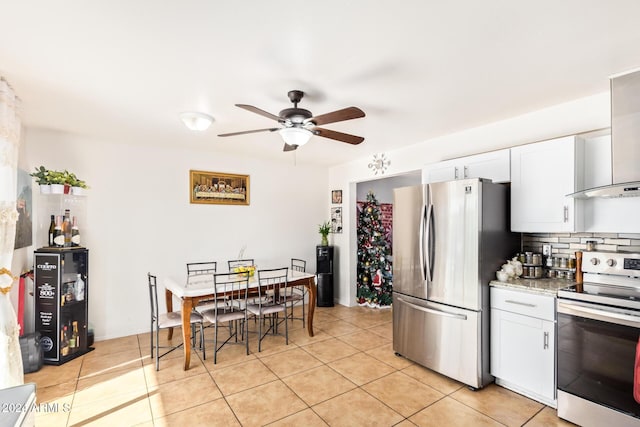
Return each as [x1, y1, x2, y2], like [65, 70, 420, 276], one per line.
[356, 191, 393, 307]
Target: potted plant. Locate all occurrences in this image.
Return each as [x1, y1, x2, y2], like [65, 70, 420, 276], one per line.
[48, 170, 66, 194]
[318, 221, 331, 246]
[29, 166, 51, 194]
[66, 172, 89, 195]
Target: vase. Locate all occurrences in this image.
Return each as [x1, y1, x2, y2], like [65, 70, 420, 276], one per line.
[320, 235, 329, 246]
[50, 184, 64, 194]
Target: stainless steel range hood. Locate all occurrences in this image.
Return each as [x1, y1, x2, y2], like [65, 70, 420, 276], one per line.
[570, 69, 640, 198]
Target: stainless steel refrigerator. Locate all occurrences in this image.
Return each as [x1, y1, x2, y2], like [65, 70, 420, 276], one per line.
[392, 178, 518, 389]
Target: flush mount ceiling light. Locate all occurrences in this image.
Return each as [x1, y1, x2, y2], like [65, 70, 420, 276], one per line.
[279, 127, 313, 148]
[179, 111, 214, 131]
[368, 153, 390, 175]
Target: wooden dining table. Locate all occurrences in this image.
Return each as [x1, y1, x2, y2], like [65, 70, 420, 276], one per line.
[164, 270, 317, 370]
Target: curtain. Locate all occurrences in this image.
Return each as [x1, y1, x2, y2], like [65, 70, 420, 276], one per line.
[0, 77, 24, 388]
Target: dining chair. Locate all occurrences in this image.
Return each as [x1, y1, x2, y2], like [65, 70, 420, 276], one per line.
[187, 261, 217, 277]
[246, 267, 290, 352]
[228, 259, 255, 270]
[283, 258, 307, 325]
[199, 271, 250, 364]
[148, 272, 205, 371]
[187, 261, 227, 313]
[228, 258, 268, 304]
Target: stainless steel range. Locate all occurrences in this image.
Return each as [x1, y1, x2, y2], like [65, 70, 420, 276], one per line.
[557, 251, 640, 427]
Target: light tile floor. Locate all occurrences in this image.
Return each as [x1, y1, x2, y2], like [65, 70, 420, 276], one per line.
[25, 305, 576, 426]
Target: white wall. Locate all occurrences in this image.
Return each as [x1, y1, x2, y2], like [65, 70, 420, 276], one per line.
[21, 128, 328, 341]
[329, 92, 613, 306]
[356, 172, 421, 204]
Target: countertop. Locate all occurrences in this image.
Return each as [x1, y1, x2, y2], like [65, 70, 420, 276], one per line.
[489, 277, 572, 296]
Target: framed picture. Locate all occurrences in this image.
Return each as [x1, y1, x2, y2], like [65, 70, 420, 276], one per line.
[331, 190, 342, 204]
[331, 207, 342, 233]
[190, 170, 250, 205]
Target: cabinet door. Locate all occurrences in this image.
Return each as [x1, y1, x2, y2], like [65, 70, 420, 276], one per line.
[510, 136, 581, 232]
[422, 158, 459, 183]
[490, 308, 555, 401]
[464, 149, 511, 183]
[423, 149, 510, 184]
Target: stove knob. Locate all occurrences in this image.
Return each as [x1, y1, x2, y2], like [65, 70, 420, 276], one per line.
[607, 259, 617, 267]
[590, 258, 600, 265]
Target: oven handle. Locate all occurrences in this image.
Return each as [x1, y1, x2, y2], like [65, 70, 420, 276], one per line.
[558, 300, 640, 328]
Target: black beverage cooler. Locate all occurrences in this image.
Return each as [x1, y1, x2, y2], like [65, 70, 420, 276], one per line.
[34, 248, 91, 364]
[316, 245, 335, 307]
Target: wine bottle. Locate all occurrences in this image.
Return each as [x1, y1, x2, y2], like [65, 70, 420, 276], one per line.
[53, 216, 65, 248]
[71, 216, 80, 247]
[61, 326, 69, 356]
[75, 274, 85, 301]
[48, 215, 55, 247]
[63, 209, 71, 247]
[72, 321, 80, 349]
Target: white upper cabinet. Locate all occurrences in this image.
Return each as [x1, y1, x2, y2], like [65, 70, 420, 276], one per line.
[422, 149, 510, 184]
[510, 135, 583, 232]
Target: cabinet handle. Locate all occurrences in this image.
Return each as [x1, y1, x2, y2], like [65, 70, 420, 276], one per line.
[563, 206, 569, 222]
[454, 167, 459, 179]
[505, 299, 536, 308]
[543, 331, 549, 349]
[463, 166, 468, 178]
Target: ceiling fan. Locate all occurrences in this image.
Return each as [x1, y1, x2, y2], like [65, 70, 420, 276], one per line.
[218, 90, 366, 151]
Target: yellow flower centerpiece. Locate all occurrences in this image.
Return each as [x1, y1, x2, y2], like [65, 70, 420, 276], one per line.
[233, 265, 256, 277]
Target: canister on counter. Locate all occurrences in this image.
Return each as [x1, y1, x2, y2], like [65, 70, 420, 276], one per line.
[525, 252, 533, 264]
[534, 266, 543, 278]
[547, 269, 556, 278]
[532, 253, 542, 265]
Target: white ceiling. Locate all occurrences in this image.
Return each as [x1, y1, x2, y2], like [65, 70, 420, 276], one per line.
[2, 1, 640, 167]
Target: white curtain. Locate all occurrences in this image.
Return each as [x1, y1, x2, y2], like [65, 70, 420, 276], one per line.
[0, 77, 24, 388]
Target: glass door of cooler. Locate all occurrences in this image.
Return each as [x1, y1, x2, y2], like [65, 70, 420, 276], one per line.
[34, 248, 89, 364]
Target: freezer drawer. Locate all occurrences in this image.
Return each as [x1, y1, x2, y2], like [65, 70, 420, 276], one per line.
[393, 293, 487, 388]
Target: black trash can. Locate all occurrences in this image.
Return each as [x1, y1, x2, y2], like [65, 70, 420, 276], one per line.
[19, 332, 44, 374]
[316, 245, 334, 307]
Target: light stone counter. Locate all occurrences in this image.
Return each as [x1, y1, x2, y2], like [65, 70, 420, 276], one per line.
[489, 277, 572, 296]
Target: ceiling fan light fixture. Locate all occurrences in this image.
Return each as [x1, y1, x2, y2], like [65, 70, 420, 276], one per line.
[180, 111, 214, 131]
[279, 127, 312, 147]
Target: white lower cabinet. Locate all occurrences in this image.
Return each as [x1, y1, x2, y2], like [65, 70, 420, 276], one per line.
[490, 286, 556, 407]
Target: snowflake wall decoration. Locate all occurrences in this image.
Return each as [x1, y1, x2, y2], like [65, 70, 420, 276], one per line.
[368, 153, 390, 175]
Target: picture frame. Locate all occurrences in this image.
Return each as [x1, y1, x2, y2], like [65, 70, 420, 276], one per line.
[331, 207, 342, 233]
[190, 170, 250, 205]
[331, 190, 342, 204]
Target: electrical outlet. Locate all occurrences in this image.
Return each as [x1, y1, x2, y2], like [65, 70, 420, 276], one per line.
[542, 244, 552, 256]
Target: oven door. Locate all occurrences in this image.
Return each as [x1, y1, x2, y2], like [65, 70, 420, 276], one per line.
[557, 299, 640, 420]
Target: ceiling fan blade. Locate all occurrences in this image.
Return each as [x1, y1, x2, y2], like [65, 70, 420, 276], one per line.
[236, 104, 281, 122]
[308, 106, 365, 126]
[218, 128, 279, 137]
[282, 143, 298, 152]
[314, 127, 364, 145]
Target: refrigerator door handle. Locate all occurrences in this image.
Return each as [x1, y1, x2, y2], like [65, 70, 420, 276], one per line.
[397, 297, 468, 320]
[419, 204, 427, 281]
[425, 203, 434, 282]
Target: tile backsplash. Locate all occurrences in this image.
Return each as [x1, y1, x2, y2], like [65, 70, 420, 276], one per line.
[522, 232, 640, 256]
